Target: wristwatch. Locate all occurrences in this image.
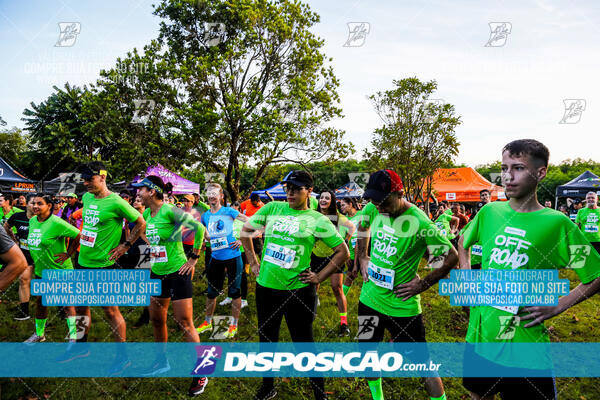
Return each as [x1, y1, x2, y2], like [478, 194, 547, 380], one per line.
[190, 253, 200, 260]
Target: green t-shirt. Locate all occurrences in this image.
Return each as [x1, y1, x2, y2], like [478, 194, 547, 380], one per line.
[575, 207, 600, 242]
[144, 203, 204, 275]
[347, 211, 363, 260]
[1, 207, 22, 234]
[309, 196, 318, 210]
[463, 201, 600, 368]
[312, 213, 350, 258]
[193, 201, 210, 213]
[233, 219, 244, 253]
[461, 222, 482, 266]
[359, 202, 453, 317]
[28, 215, 80, 276]
[435, 213, 455, 239]
[249, 201, 344, 290]
[78, 192, 141, 268]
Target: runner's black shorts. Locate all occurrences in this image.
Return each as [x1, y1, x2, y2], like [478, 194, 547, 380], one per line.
[22, 249, 34, 266]
[310, 253, 344, 274]
[206, 256, 243, 299]
[462, 349, 557, 400]
[357, 301, 427, 343]
[150, 270, 193, 300]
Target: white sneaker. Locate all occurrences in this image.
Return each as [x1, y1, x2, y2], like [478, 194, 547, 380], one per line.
[316, 297, 320, 307]
[241, 299, 248, 309]
[24, 333, 46, 344]
[219, 297, 232, 306]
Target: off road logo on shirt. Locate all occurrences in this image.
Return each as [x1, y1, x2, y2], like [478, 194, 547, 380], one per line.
[272, 216, 300, 236]
[568, 245, 591, 269]
[373, 225, 398, 258]
[587, 214, 599, 224]
[83, 209, 100, 226]
[28, 229, 42, 248]
[146, 224, 160, 245]
[489, 227, 531, 269]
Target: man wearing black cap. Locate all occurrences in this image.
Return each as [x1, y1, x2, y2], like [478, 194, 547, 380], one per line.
[76, 161, 146, 374]
[356, 169, 458, 400]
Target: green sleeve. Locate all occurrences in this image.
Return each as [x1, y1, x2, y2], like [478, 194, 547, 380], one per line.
[575, 209, 582, 225]
[316, 214, 344, 249]
[249, 201, 274, 230]
[172, 206, 205, 250]
[117, 196, 141, 223]
[55, 216, 80, 239]
[360, 202, 377, 229]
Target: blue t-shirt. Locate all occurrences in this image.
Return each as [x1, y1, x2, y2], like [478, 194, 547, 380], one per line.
[201, 206, 241, 260]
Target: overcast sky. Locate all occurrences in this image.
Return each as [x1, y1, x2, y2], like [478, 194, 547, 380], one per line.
[1, 0, 598, 167]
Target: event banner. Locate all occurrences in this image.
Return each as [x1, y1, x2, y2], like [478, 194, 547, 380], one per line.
[2, 343, 600, 378]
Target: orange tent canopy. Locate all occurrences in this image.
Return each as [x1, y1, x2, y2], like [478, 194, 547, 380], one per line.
[425, 168, 506, 202]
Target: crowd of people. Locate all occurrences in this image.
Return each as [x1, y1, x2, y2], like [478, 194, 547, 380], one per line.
[1, 139, 600, 400]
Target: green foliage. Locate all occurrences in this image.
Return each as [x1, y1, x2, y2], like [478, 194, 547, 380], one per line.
[0, 127, 28, 169]
[364, 77, 461, 204]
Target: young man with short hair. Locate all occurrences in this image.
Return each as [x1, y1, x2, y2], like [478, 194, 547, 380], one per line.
[459, 139, 600, 400]
[356, 169, 458, 400]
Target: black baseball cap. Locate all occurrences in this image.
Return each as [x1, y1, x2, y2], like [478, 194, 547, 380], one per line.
[364, 169, 404, 203]
[281, 170, 313, 188]
[78, 162, 108, 180]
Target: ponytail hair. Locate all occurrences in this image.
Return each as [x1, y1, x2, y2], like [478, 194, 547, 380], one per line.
[145, 175, 173, 201]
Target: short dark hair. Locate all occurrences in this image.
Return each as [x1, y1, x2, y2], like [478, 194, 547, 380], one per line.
[250, 193, 260, 202]
[502, 139, 549, 167]
[480, 189, 491, 195]
[146, 176, 173, 201]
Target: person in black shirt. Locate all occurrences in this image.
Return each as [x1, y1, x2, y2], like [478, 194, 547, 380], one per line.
[4, 194, 35, 320]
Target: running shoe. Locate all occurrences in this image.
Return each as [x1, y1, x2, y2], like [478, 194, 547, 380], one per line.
[141, 358, 171, 376]
[224, 325, 238, 339]
[188, 376, 208, 396]
[12, 307, 30, 321]
[254, 384, 277, 400]
[55, 340, 90, 363]
[338, 324, 350, 338]
[107, 357, 132, 376]
[24, 333, 45, 344]
[241, 299, 248, 309]
[219, 297, 232, 306]
[196, 321, 213, 334]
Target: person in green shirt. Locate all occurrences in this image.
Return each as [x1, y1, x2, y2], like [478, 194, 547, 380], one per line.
[24, 194, 81, 344]
[310, 190, 355, 337]
[75, 162, 146, 375]
[459, 139, 600, 400]
[241, 170, 349, 400]
[0, 193, 23, 232]
[340, 197, 363, 296]
[575, 191, 600, 254]
[133, 176, 209, 396]
[433, 203, 459, 242]
[356, 169, 457, 400]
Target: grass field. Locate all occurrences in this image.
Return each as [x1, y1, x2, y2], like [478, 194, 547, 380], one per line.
[1, 262, 600, 400]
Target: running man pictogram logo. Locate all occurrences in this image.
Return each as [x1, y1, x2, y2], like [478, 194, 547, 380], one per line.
[191, 345, 222, 375]
[568, 245, 591, 269]
[496, 316, 520, 340]
[209, 316, 232, 340]
[355, 316, 379, 340]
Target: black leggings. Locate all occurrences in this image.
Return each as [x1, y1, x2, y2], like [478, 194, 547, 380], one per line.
[255, 283, 325, 399]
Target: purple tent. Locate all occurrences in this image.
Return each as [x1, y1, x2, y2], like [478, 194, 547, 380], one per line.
[143, 164, 200, 194]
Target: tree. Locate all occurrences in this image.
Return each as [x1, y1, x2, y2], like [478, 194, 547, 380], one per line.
[95, 0, 352, 200]
[365, 78, 461, 209]
[0, 127, 28, 169]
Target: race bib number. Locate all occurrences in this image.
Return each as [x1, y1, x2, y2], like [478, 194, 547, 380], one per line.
[150, 245, 168, 263]
[584, 224, 599, 233]
[210, 237, 229, 251]
[80, 229, 97, 248]
[492, 305, 519, 315]
[471, 245, 483, 256]
[264, 243, 296, 269]
[350, 238, 357, 249]
[19, 238, 29, 250]
[367, 262, 394, 290]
